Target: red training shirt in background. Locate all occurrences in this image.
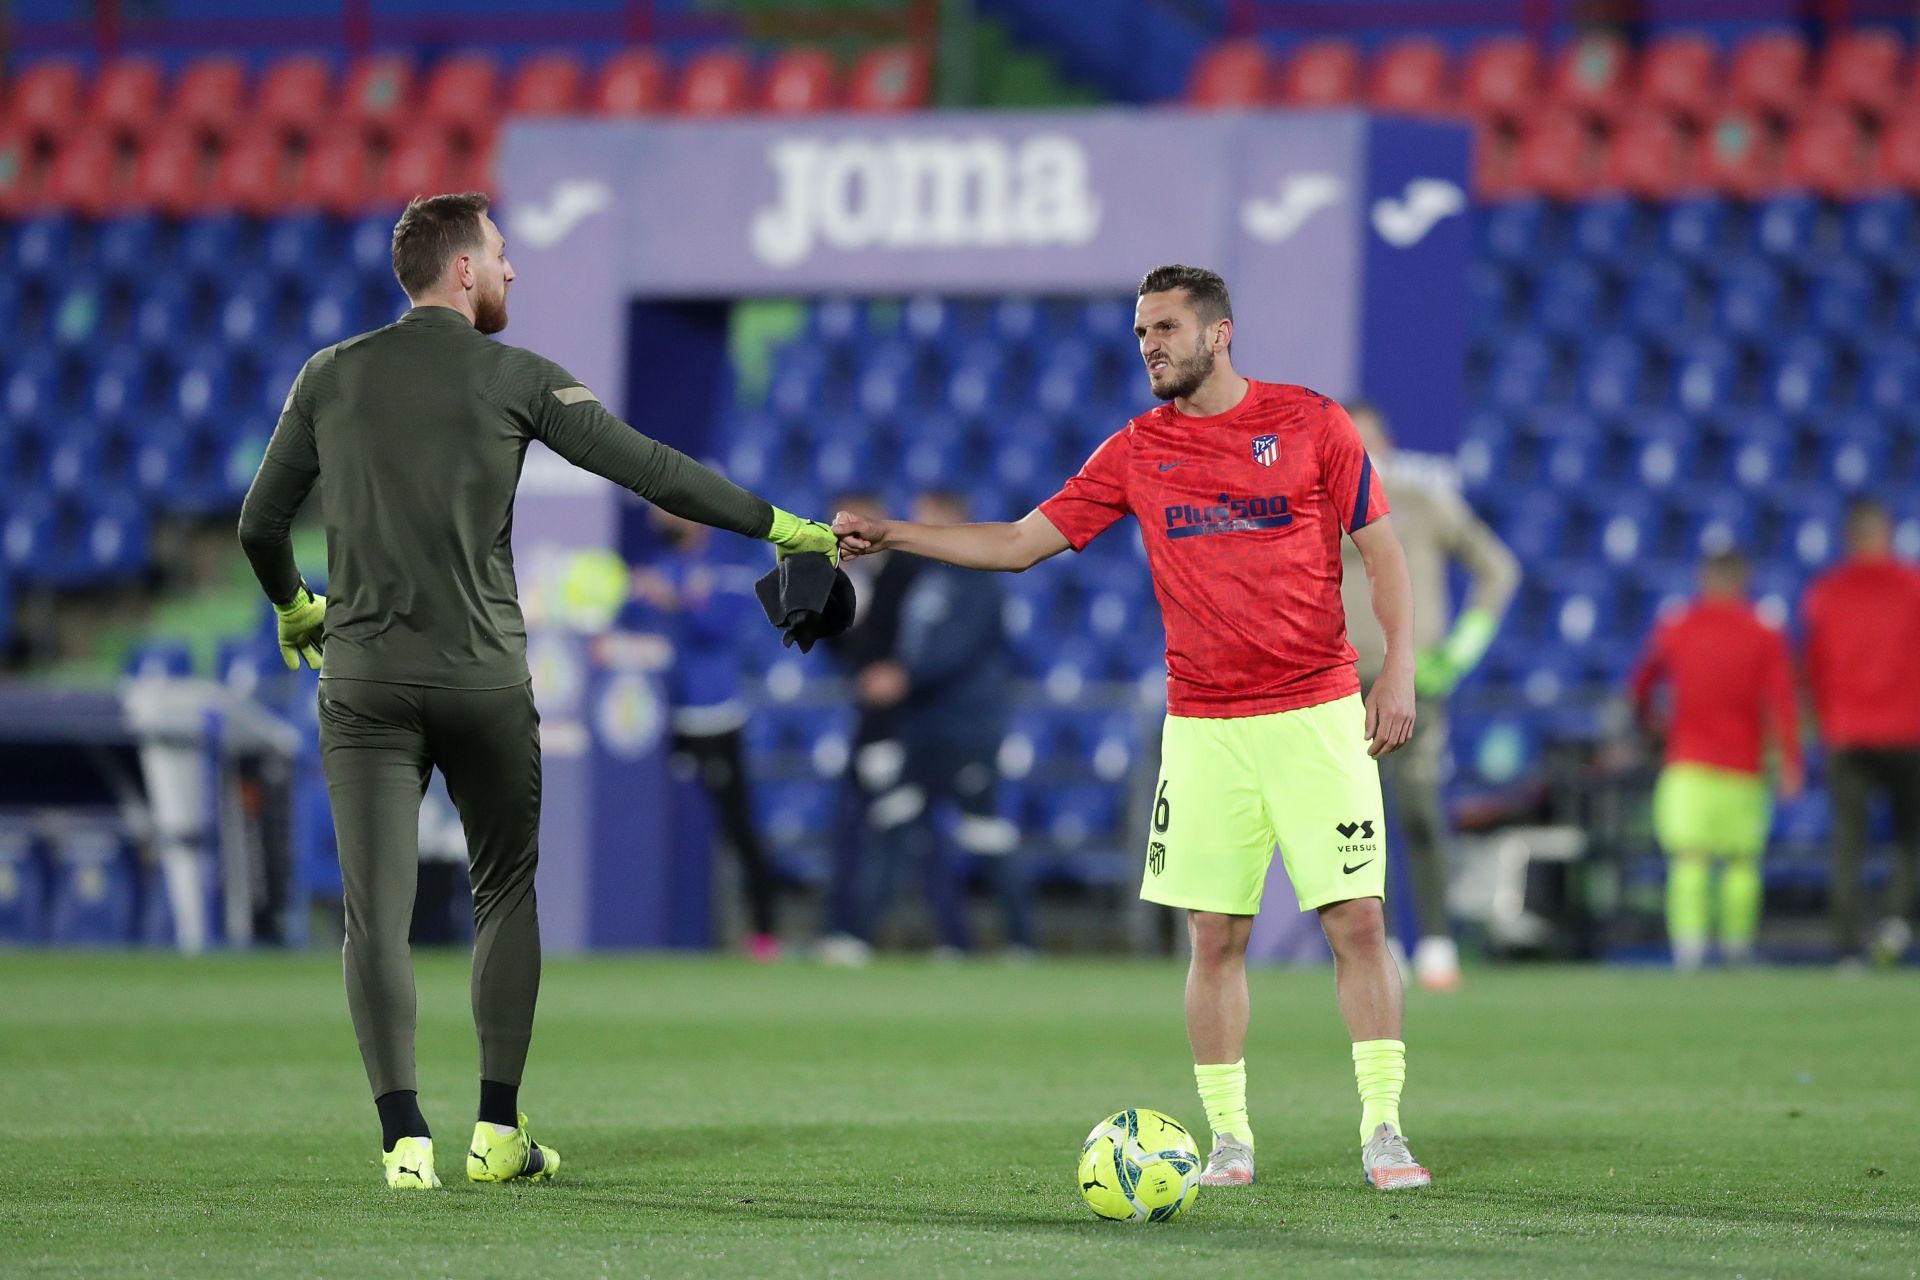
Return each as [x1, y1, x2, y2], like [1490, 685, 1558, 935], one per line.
[1628, 597, 1801, 776]
[1802, 556, 1920, 748]
[1039, 381, 1389, 719]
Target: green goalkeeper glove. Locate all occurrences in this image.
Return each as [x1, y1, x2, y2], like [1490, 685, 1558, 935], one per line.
[766, 505, 840, 565]
[274, 584, 327, 670]
[1413, 607, 1500, 699]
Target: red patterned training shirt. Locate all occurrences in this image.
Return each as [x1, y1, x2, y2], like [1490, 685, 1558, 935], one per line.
[1038, 380, 1390, 718]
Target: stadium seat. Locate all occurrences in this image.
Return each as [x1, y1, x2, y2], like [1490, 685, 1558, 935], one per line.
[255, 53, 333, 138]
[1186, 39, 1271, 108]
[130, 127, 209, 216]
[1486, 332, 1556, 411]
[507, 51, 585, 115]
[1660, 194, 1736, 261]
[1533, 259, 1606, 336]
[339, 53, 417, 141]
[1816, 28, 1904, 119]
[1845, 194, 1913, 262]
[1471, 120, 1522, 201]
[1893, 270, 1920, 334]
[0, 122, 44, 216]
[170, 54, 248, 139]
[1620, 410, 1697, 490]
[1459, 37, 1539, 124]
[375, 132, 454, 207]
[1696, 111, 1777, 198]
[1670, 485, 1758, 557]
[1780, 105, 1868, 198]
[10, 59, 85, 143]
[421, 52, 500, 142]
[45, 133, 122, 218]
[1812, 411, 1888, 492]
[0, 821, 46, 945]
[1368, 37, 1450, 115]
[1638, 34, 1717, 123]
[1871, 111, 1920, 193]
[1725, 30, 1809, 118]
[1577, 332, 1647, 412]
[93, 57, 165, 143]
[1513, 111, 1598, 199]
[45, 822, 139, 946]
[1551, 32, 1632, 120]
[100, 213, 164, 284]
[762, 48, 837, 113]
[1764, 332, 1834, 412]
[1670, 333, 1741, 411]
[675, 49, 752, 115]
[208, 126, 290, 215]
[293, 134, 374, 215]
[1601, 108, 1690, 199]
[1713, 259, 1787, 338]
[1857, 337, 1920, 409]
[846, 44, 930, 112]
[1751, 191, 1835, 259]
[1277, 39, 1361, 108]
[592, 48, 670, 115]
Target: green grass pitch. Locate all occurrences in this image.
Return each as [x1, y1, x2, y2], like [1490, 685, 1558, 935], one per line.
[2, 952, 1914, 1279]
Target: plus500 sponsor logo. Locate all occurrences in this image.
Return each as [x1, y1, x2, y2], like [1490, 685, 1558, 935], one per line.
[750, 134, 1103, 268]
[1164, 494, 1292, 540]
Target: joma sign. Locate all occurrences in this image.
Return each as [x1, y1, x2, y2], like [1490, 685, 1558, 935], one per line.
[749, 133, 1104, 268]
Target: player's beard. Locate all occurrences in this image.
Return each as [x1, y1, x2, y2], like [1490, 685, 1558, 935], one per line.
[472, 281, 509, 335]
[1150, 341, 1215, 402]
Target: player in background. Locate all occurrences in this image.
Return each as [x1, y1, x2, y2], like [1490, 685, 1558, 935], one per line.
[1628, 550, 1801, 970]
[237, 193, 838, 1189]
[1339, 402, 1518, 992]
[835, 265, 1431, 1191]
[1801, 499, 1920, 966]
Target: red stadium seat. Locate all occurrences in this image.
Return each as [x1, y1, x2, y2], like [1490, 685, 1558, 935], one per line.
[1511, 109, 1599, 200]
[376, 132, 454, 207]
[1726, 30, 1808, 118]
[130, 127, 209, 215]
[1600, 108, 1690, 199]
[450, 122, 497, 192]
[846, 44, 929, 111]
[209, 126, 290, 214]
[256, 54, 333, 138]
[1638, 34, 1717, 123]
[1459, 37, 1539, 125]
[46, 132, 121, 217]
[1817, 29, 1904, 118]
[675, 48, 752, 116]
[340, 54, 417, 141]
[422, 53, 500, 136]
[1369, 38, 1451, 115]
[508, 51, 585, 115]
[294, 133, 375, 215]
[592, 49, 669, 115]
[1278, 39, 1360, 107]
[170, 55, 248, 139]
[1471, 121, 1522, 201]
[1780, 104, 1867, 197]
[10, 59, 86, 142]
[93, 57, 166, 142]
[1870, 111, 1920, 193]
[762, 47, 837, 113]
[1696, 109, 1779, 197]
[0, 122, 46, 215]
[1185, 39, 1272, 108]
[1551, 32, 1632, 119]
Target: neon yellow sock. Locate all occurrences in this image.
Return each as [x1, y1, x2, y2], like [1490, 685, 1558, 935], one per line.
[1352, 1039, 1405, 1140]
[1719, 859, 1762, 950]
[1193, 1059, 1251, 1149]
[1666, 857, 1710, 949]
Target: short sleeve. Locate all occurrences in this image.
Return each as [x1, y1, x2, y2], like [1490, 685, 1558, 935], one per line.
[1318, 400, 1390, 534]
[1038, 428, 1133, 552]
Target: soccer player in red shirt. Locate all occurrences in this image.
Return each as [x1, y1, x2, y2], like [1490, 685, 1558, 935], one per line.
[1628, 549, 1802, 970]
[833, 265, 1428, 1191]
[1802, 499, 1920, 965]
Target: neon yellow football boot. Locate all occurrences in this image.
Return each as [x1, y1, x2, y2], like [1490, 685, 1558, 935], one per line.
[467, 1112, 560, 1183]
[383, 1136, 441, 1189]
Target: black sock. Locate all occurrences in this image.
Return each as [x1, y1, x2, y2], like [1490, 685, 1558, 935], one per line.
[375, 1090, 429, 1152]
[478, 1079, 519, 1128]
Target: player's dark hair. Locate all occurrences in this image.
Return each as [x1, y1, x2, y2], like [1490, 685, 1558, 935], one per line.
[1702, 547, 1749, 581]
[391, 192, 492, 298]
[1845, 496, 1890, 530]
[1138, 264, 1234, 328]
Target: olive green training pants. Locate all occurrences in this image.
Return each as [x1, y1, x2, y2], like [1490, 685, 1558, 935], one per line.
[318, 678, 543, 1099]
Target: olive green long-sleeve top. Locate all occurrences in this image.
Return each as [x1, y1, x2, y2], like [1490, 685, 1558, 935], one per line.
[238, 305, 772, 689]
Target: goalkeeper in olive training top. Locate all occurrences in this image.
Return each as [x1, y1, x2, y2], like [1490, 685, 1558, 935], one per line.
[237, 192, 838, 1190]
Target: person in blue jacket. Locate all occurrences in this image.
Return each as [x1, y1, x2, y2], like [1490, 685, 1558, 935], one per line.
[631, 510, 782, 960]
[860, 490, 1035, 956]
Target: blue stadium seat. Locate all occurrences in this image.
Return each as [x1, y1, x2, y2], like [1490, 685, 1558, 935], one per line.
[1028, 783, 1121, 849]
[1542, 431, 1604, 489]
[93, 213, 163, 282]
[1750, 193, 1830, 261]
[1621, 259, 1698, 347]
[1661, 196, 1737, 263]
[944, 340, 1009, 415]
[262, 213, 336, 279]
[1712, 259, 1787, 338]
[1577, 332, 1646, 412]
[46, 822, 140, 947]
[1857, 337, 1920, 410]
[219, 270, 284, 348]
[756, 779, 833, 848]
[1035, 338, 1096, 413]
[988, 297, 1044, 343]
[766, 344, 831, 416]
[854, 336, 923, 416]
[1846, 196, 1914, 264]
[1568, 196, 1645, 266]
[301, 286, 364, 349]
[809, 295, 866, 345]
[1465, 261, 1514, 336]
[172, 345, 233, 425]
[9, 215, 75, 281]
[132, 272, 198, 350]
[1486, 332, 1556, 410]
[1619, 410, 1696, 490]
[1588, 487, 1664, 565]
[47, 273, 107, 351]
[1479, 198, 1553, 263]
[179, 214, 250, 278]
[1762, 488, 1845, 569]
[0, 272, 23, 341]
[1811, 411, 1886, 491]
[1534, 259, 1608, 337]
[1497, 489, 1569, 565]
[1714, 410, 1794, 489]
[0, 820, 47, 945]
[1670, 334, 1741, 411]
[346, 213, 394, 275]
[87, 343, 160, 419]
[0, 419, 48, 489]
[1764, 333, 1834, 413]
[5, 348, 63, 420]
[1669, 486, 1758, 557]
[1802, 259, 1877, 336]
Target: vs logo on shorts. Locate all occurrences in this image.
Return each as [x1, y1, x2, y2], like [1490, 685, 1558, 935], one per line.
[1335, 819, 1378, 858]
[1148, 842, 1167, 876]
[1251, 434, 1279, 467]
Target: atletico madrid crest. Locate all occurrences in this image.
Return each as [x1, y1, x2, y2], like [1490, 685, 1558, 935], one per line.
[1251, 434, 1278, 467]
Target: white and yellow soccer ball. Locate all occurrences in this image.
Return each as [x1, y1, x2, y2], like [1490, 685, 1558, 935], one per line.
[1076, 1108, 1202, 1223]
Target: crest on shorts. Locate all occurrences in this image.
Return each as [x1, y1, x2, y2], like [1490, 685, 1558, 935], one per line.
[1148, 842, 1166, 876]
[1251, 434, 1279, 467]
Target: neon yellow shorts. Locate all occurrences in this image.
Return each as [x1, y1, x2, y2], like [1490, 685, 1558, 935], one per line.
[1653, 762, 1772, 859]
[1141, 694, 1387, 916]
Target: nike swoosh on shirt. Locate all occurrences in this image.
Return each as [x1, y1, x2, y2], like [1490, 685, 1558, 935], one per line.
[1343, 860, 1373, 875]
[1158, 460, 1185, 472]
